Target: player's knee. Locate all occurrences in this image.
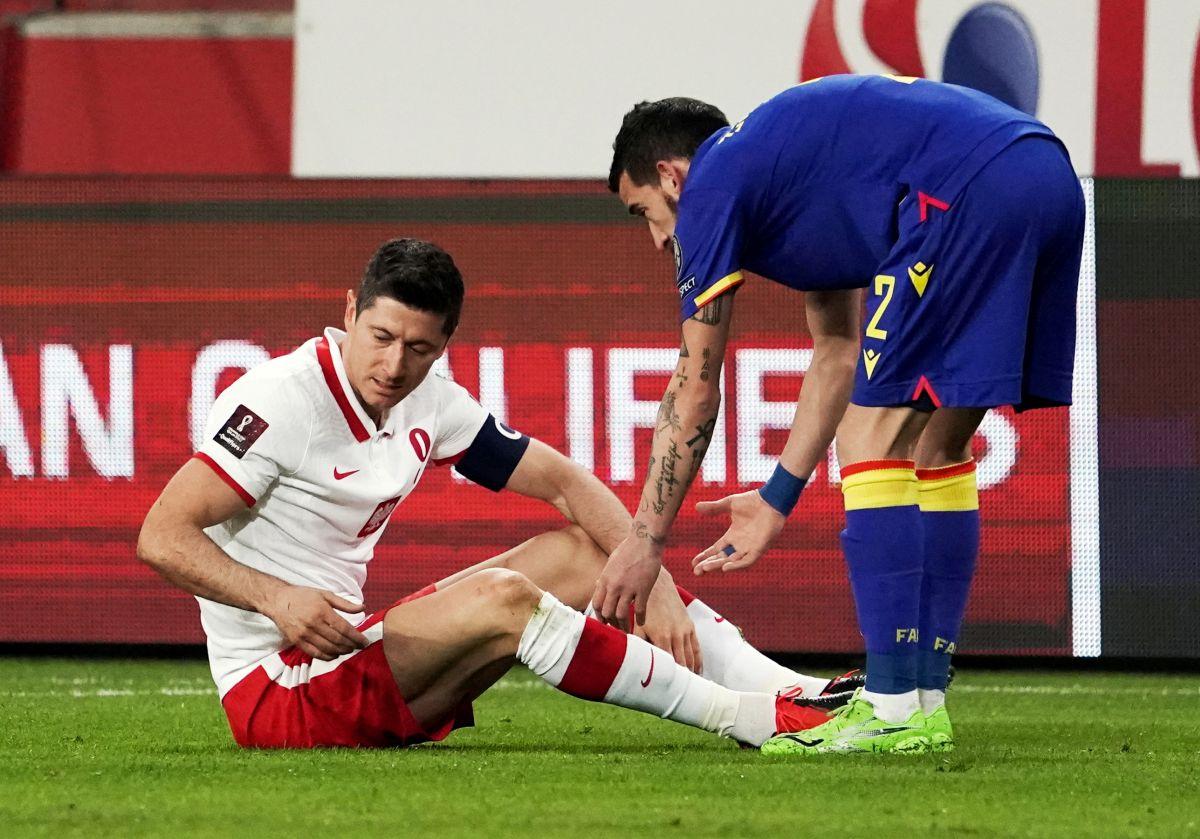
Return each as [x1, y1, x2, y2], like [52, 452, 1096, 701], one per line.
[470, 568, 542, 613]
[916, 441, 972, 468]
[837, 404, 928, 463]
[915, 408, 985, 467]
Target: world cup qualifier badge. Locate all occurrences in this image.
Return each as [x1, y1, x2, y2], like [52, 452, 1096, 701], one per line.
[215, 405, 269, 459]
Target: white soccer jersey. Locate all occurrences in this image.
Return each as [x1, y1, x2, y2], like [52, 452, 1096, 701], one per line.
[193, 327, 525, 696]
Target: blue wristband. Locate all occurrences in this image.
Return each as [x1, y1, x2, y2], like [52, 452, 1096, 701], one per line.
[758, 463, 807, 517]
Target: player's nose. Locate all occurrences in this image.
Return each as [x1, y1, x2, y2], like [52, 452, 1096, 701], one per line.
[381, 343, 405, 379]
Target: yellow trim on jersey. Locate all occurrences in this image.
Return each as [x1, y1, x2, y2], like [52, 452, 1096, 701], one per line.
[918, 470, 979, 512]
[693, 271, 745, 308]
[842, 467, 918, 511]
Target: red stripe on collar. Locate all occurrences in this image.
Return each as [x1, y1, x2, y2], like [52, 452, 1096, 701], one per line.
[316, 336, 370, 443]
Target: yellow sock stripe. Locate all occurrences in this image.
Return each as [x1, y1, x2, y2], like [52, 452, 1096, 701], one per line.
[841, 467, 918, 510]
[918, 466, 979, 512]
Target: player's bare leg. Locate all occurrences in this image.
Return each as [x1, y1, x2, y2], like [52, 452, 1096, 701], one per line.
[433, 525, 605, 610]
[910, 407, 987, 750]
[383, 568, 824, 745]
[427, 525, 834, 697]
[914, 408, 985, 468]
[836, 403, 931, 463]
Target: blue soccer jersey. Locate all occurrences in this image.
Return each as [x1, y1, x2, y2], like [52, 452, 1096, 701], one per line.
[674, 74, 1057, 321]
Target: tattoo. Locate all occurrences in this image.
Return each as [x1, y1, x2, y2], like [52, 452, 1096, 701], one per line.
[700, 347, 711, 382]
[690, 294, 728, 325]
[687, 450, 704, 484]
[686, 417, 717, 450]
[652, 441, 682, 514]
[656, 390, 682, 432]
[679, 337, 690, 358]
[633, 521, 667, 546]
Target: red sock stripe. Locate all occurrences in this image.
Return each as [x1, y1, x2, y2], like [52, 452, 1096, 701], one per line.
[674, 585, 696, 606]
[840, 459, 916, 478]
[556, 618, 628, 700]
[915, 460, 977, 481]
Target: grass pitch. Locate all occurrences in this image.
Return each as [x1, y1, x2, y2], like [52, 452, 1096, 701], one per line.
[1, 658, 1198, 837]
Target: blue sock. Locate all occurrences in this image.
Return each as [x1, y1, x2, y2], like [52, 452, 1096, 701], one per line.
[840, 461, 923, 695]
[916, 462, 980, 691]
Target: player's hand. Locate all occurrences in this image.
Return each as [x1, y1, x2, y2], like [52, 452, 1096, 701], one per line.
[691, 490, 787, 575]
[261, 585, 369, 661]
[592, 533, 663, 630]
[636, 574, 702, 673]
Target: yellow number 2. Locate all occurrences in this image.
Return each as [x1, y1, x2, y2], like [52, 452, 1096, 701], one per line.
[865, 274, 895, 340]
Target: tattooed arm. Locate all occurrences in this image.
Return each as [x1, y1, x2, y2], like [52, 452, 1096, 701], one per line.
[691, 288, 861, 575]
[591, 292, 735, 626]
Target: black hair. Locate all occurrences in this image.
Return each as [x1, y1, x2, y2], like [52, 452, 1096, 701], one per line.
[357, 238, 464, 336]
[608, 98, 729, 192]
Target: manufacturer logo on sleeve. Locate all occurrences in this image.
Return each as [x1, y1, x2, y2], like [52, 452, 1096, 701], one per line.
[214, 405, 268, 459]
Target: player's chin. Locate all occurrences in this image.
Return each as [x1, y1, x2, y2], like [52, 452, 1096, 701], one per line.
[371, 378, 410, 406]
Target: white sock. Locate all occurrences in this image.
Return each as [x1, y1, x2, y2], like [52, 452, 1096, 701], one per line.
[861, 689, 921, 723]
[685, 597, 829, 696]
[919, 688, 945, 715]
[588, 596, 828, 696]
[522, 592, 777, 745]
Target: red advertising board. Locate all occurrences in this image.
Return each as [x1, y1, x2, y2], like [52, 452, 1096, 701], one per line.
[0, 180, 1072, 653]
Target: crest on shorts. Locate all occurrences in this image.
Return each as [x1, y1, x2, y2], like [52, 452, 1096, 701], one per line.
[214, 405, 268, 459]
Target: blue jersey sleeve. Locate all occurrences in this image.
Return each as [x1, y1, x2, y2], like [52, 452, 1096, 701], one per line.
[674, 188, 745, 322]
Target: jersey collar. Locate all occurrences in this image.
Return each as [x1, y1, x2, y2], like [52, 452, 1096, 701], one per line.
[316, 327, 377, 443]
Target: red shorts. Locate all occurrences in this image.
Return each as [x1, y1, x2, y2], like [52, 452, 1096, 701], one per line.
[221, 585, 474, 749]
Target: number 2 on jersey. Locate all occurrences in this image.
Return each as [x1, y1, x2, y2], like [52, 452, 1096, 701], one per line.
[865, 274, 895, 340]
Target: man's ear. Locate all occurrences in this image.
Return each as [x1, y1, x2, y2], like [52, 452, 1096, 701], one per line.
[344, 289, 357, 330]
[656, 159, 690, 201]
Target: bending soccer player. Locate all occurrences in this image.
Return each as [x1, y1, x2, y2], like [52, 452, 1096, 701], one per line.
[595, 76, 1085, 754]
[137, 238, 849, 749]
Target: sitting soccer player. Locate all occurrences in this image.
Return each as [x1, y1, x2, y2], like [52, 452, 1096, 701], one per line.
[137, 238, 854, 749]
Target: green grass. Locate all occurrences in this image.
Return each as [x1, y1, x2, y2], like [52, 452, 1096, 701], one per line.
[1, 659, 1198, 837]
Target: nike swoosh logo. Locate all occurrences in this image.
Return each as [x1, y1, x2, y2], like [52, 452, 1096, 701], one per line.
[640, 653, 655, 688]
[333, 468, 360, 480]
[714, 616, 726, 623]
[840, 726, 913, 740]
[779, 734, 823, 747]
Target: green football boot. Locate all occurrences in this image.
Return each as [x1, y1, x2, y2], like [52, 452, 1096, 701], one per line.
[924, 705, 955, 752]
[760, 690, 930, 755]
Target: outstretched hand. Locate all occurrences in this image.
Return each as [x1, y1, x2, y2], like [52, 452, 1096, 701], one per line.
[691, 490, 787, 575]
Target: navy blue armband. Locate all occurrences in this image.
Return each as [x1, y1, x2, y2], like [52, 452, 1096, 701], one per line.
[454, 416, 531, 492]
[758, 463, 806, 517]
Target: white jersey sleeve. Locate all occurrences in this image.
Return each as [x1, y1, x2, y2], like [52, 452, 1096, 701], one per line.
[428, 375, 531, 492]
[429, 376, 490, 466]
[195, 370, 313, 505]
